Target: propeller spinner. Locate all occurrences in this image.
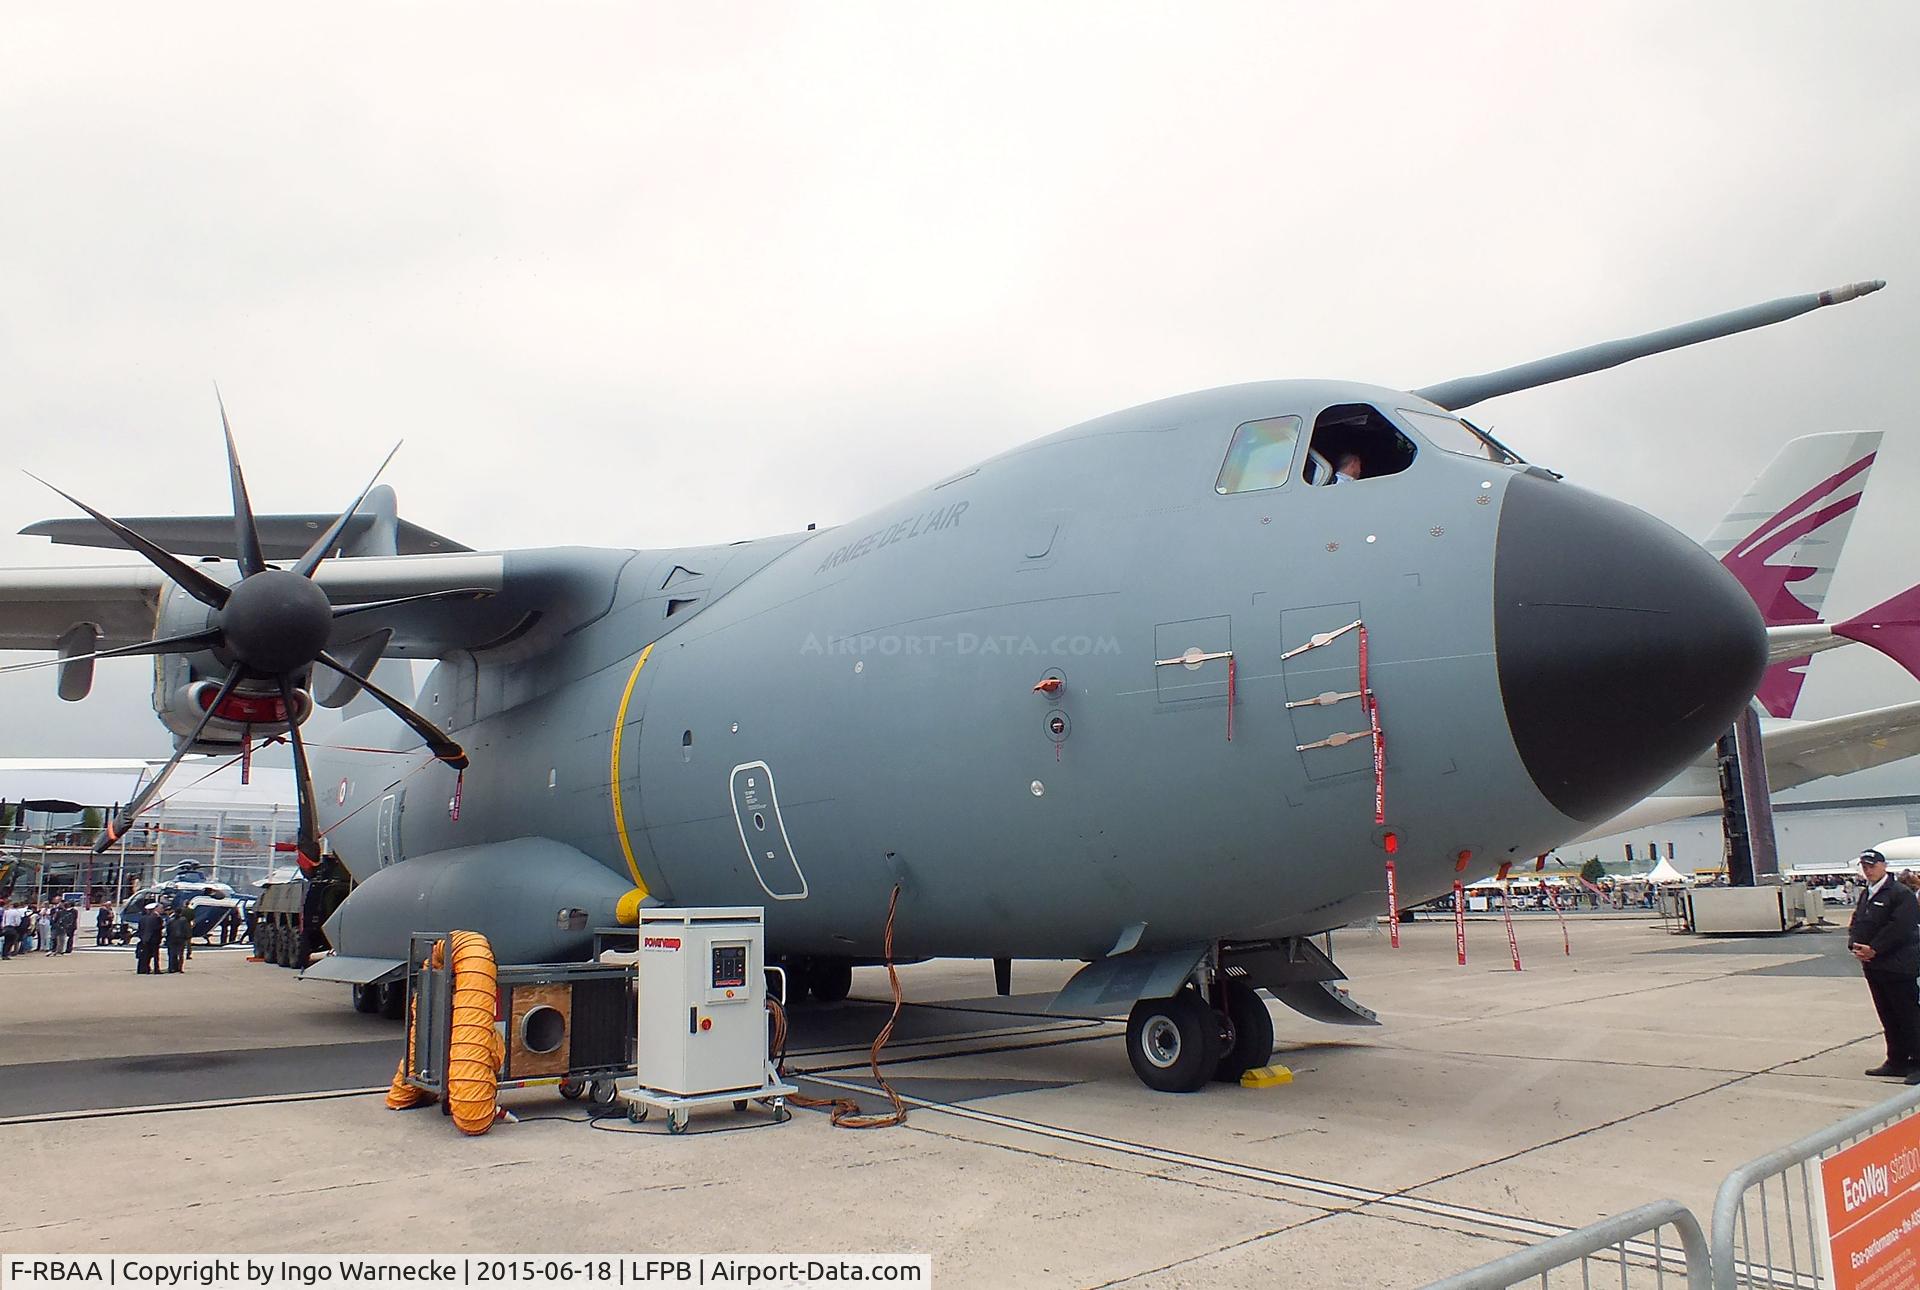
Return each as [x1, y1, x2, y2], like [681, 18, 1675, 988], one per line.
[21, 396, 479, 869]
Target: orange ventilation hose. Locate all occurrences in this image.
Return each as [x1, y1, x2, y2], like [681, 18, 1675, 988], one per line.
[386, 942, 442, 1111]
[446, 930, 502, 1135]
[385, 994, 434, 1110]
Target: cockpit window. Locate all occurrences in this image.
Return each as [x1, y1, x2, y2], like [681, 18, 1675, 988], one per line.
[1303, 404, 1417, 485]
[1214, 415, 1302, 495]
[1398, 408, 1521, 464]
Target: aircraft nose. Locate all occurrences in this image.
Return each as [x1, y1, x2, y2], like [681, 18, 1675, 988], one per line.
[1494, 470, 1766, 824]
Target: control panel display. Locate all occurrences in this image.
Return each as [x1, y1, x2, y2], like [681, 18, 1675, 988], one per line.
[711, 943, 747, 989]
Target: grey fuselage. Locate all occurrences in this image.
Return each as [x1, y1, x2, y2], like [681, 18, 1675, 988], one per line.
[316, 378, 1763, 964]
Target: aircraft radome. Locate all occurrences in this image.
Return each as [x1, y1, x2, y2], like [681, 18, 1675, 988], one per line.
[0, 280, 1892, 1091]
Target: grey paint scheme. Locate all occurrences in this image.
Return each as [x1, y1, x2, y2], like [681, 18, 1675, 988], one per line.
[318, 379, 1591, 966]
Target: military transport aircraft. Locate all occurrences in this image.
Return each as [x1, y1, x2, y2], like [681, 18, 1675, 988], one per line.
[0, 280, 1894, 1091]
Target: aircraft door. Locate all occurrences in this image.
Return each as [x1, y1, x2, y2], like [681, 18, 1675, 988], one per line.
[729, 762, 808, 900]
[376, 791, 405, 868]
[1279, 602, 1375, 781]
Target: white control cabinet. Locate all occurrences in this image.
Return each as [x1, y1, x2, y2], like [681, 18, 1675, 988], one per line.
[635, 907, 767, 1097]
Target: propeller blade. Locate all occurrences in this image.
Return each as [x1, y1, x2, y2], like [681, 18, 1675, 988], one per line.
[0, 628, 223, 676]
[25, 473, 231, 611]
[293, 442, 402, 580]
[315, 650, 468, 769]
[330, 587, 494, 620]
[94, 664, 243, 853]
[217, 388, 268, 578]
[278, 673, 323, 869]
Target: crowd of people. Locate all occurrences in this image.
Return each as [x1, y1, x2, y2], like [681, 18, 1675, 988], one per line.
[0, 899, 80, 957]
[1, 895, 243, 972]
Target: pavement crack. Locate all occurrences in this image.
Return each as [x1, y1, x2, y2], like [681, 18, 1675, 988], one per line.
[1085, 1214, 1322, 1288]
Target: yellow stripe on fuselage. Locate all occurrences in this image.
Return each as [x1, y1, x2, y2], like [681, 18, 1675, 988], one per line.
[609, 643, 654, 896]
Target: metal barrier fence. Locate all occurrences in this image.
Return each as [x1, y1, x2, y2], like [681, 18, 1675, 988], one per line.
[1710, 1085, 1920, 1290]
[1422, 1200, 1709, 1288]
[1424, 1086, 1920, 1289]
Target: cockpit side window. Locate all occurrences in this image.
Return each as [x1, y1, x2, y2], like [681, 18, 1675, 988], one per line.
[1398, 408, 1521, 463]
[1303, 404, 1417, 485]
[1214, 415, 1303, 495]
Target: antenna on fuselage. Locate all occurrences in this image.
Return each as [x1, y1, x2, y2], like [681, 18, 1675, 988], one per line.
[1414, 280, 1885, 412]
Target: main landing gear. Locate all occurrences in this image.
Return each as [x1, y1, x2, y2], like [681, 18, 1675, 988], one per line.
[1124, 970, 1274, 1094]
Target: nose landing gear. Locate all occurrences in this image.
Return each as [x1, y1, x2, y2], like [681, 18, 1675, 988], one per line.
[1125, 988, 1222, 1092]
[1123, 968, 1276, 1093]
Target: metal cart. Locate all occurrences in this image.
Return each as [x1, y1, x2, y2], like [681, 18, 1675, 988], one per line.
[403, 932, 638, 1108]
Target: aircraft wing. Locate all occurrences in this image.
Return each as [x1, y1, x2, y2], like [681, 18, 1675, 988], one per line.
[0, 549, 633, 661]
[20, 510, 468, 560]
[17, 484, 468, 561]
[1761, 700, 1920, 791]
[1569, 701, 1920, 844]
[0, 565, 168, 651]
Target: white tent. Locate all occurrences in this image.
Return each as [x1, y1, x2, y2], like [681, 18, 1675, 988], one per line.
[1646, 856, 1691, 884]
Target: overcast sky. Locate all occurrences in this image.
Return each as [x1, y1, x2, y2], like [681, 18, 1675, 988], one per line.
[2, 4, 1917, 795]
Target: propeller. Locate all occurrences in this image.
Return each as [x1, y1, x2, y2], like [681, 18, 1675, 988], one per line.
[21, 395, 481, 867]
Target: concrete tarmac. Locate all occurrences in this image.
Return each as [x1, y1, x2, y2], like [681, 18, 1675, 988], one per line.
[0, 916, 1902, 1286]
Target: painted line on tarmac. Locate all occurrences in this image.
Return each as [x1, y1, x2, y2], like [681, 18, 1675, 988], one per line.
[791, 1017, 1114, 1062]
[796, 1026, 1119, 1076]
[800, 1072, 1602, 1249]
[0, 1085, 389, 1127]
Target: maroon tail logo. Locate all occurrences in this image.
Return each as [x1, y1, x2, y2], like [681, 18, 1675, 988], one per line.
[1721, 453, 1874, 717]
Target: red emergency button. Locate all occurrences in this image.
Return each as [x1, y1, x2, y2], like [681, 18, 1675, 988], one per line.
[699, 1017, 712, 1032]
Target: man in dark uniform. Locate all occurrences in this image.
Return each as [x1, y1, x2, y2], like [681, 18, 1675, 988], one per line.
[1849, 848, 1920, 1079]
[95, 904, 113, 946]
[164, 901, 193, 973]
[135, 902, 163, 974]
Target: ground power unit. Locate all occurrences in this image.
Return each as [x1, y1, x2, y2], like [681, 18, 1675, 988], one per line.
[404, 933, 637, 1108]
[623, 906, 795, 1133]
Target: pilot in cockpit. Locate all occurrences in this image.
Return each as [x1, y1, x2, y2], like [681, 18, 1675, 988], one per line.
[1328, 452, 1364, 484]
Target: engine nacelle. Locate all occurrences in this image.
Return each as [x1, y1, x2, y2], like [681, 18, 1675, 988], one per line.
[148, 577, 311, 749]
[153, 654, 312, 750]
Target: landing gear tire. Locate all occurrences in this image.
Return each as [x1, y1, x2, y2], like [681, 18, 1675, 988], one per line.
[1213, 979, 1275, 1083]
[810, 959, 852, 1004]
[351, 983, 382, 1015]
[1126, 989, 1222, 1093]
[379, 980, 406, 1021]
